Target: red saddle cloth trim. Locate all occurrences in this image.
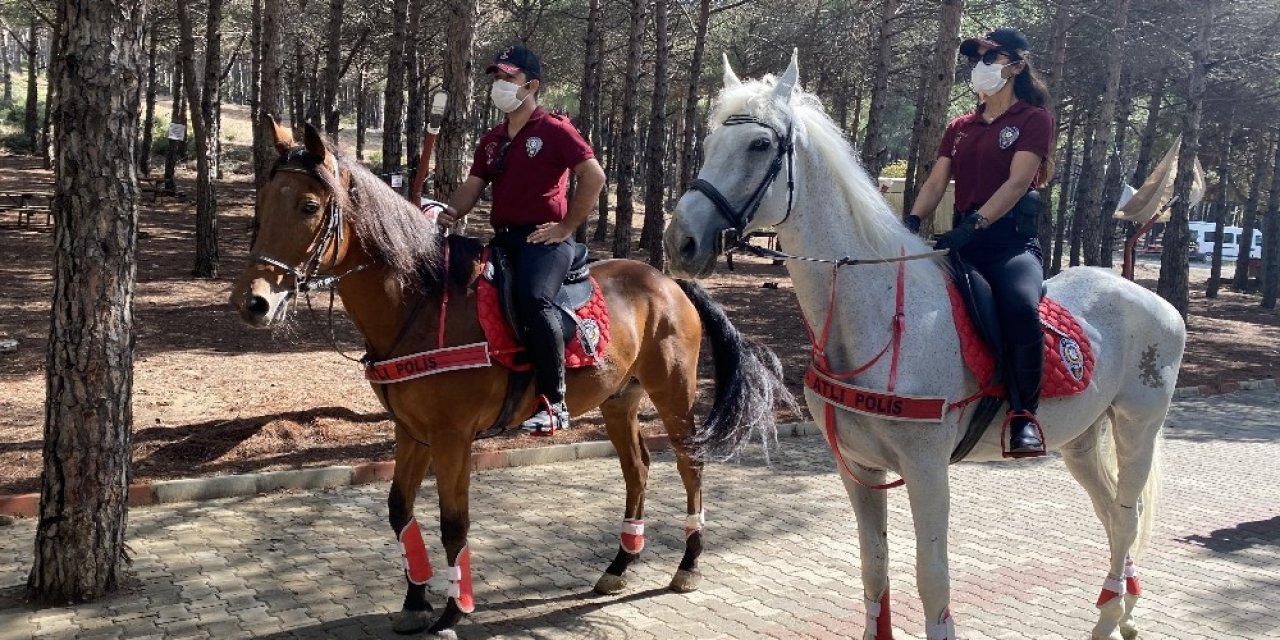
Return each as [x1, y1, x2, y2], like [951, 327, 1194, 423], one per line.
[476, 274, 611, 371]
[946, 283, 1094, 398]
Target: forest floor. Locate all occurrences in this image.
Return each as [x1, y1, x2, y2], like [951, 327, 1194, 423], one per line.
[2, 154, 1277, 496]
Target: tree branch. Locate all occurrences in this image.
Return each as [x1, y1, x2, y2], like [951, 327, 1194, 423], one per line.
[337, 28, 371, 80]
[220, 33, 248, 81]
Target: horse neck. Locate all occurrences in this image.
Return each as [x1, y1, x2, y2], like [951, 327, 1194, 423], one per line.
[777, 156, 956, 386]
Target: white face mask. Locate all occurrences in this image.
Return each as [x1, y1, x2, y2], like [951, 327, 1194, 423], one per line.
[490, 79, 530, 113]
[970, 62, 1008, 96]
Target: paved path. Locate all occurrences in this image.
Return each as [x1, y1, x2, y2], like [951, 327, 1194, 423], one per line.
[2, 390, 1278, 639]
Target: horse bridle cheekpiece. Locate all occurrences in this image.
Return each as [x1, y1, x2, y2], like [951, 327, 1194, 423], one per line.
[687, 113, 795, 254]
[252, 148, 363, 294]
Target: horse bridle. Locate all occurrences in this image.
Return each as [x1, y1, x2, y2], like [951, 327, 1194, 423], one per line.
[250, 151, 365, 294]
[687, 114, 795, 254]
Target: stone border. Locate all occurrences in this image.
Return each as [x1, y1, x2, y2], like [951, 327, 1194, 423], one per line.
[0, 422, 820, 518]
[2, 375, 1273, 519]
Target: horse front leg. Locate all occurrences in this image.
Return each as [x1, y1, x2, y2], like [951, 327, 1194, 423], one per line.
[904, 465, 955, 640]
[427, 434, 476, 635]
[841, 466, 894, 640]
[387, 434, 435, 635]
[594, 382, 650, 595]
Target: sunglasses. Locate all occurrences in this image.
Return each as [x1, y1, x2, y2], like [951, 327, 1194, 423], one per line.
[967, 49, 1019, 65]
[491, 138, 513, 175]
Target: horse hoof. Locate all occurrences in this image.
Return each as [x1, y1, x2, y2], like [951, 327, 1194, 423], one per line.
[431, 630, 458, 639]
[669, 569, 702, 593]
[391, 609, 433, 635]
[594, 572, 628, 595]
[1120, 623, 1139, 640]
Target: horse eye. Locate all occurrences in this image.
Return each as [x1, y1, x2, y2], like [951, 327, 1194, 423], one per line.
[749, 137, 771, 151]
[302, 200, 321, 214]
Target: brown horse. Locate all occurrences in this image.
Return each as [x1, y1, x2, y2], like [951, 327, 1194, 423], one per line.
[231, 122, 792, 635]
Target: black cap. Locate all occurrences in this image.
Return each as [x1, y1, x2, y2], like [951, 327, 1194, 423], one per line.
[485, 45, 541, 81]
[959, 28, 1030, 58]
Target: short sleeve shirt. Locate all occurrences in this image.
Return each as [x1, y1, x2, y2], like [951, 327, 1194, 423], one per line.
[937, 101, 1054, 214]
[468, 108, 595, 227]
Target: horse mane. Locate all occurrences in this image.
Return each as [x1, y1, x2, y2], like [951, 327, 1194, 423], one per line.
[274, 137, 482, 291]
[709, 76, 931, 260]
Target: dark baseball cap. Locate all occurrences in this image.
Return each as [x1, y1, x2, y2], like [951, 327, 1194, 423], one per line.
[485, 45, 541, 81]
[959, 27, 1030, 58]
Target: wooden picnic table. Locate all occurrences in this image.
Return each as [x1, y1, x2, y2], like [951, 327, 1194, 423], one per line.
[0, 190, 53, 226]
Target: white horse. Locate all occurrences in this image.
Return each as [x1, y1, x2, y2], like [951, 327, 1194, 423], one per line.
[664, 53, 1185, 640]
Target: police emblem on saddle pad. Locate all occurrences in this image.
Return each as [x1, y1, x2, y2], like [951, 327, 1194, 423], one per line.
[475, 255, 610, 372]
[947, 285, 1095, 397]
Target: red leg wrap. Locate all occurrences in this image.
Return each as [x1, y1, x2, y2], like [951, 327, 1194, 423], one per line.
[398, 518, 433, 585]
[621, 519, 645, 554]
[1096, 576, 1124, 607]
[447, 545, 475, 614]
[1124, 558, 1142, 596]
[877, 589, 894, 639]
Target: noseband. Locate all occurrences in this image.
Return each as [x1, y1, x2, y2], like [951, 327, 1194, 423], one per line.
[251, 150, 364, 293]
[687, 114, 795, 253]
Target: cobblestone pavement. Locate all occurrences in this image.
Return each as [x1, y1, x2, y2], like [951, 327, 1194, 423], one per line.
[2, 390, 1278, 639]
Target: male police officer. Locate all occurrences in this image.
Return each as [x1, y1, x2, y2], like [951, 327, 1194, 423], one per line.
[434, 45, 605, 434]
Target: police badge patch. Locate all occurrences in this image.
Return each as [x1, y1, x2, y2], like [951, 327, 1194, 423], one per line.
[578, 318, 601, 357]
[1059, 336, 1085, 382]
[998, 126, 1020, 150]
[526, 136, 543, 158]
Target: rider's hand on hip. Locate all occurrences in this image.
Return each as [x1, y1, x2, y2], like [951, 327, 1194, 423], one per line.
[528, 221, 573, 244]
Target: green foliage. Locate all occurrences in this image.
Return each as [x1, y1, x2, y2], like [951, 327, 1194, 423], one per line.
[880, 160, 908, 179]
[0, 131, 36, 154]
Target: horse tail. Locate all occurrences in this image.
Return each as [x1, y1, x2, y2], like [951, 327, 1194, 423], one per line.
[675, 279, 798, 462]
[1092, 410, 1164, 558]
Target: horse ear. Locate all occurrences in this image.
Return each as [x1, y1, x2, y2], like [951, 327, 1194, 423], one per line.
[303, 123, 327, 164]
[268, 115, 293, 156]
[722, 52, 741, 88]
[774, 49, 799, 103]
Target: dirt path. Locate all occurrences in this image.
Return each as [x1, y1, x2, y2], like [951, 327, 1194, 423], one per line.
[1, 155, 1275, 495]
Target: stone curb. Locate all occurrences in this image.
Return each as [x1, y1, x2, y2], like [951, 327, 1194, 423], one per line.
[0, 376, 1271, 518]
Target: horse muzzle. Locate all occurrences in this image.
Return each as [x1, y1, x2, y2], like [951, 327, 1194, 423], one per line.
[663, 217, 722, 279]
[232, 277, 292, 328]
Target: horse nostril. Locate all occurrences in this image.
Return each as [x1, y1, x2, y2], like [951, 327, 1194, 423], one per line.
[245, 295, 270, 317]
[680, 237, 698, 262]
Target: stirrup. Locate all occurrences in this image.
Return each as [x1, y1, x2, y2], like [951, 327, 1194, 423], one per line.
[521, 396, 569, 436]
[1001, 410, 1046, 459]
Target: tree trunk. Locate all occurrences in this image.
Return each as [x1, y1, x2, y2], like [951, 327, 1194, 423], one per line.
[433, 1, 477, 222]
[1079, 0, 1131, 266]
[1262, 130, 1280, 309]
[1234, 136, 1272, 291]
[290, 38, 304, 128]
[1206, 113, 1235, 298]
[2, 32, 11, 104]
[163, 54, 186, 193]
[678, 0, 709, 197]
[355, 66, 367, 161]
[404, 0, 424, 184]
[254, 0, 283, 189]
[138, 25, 158, 176]
[1131, 71, 1167, 187]
[26, 0, 143, 604]
[24, 19, 39, 145]
[322, 0, 344, 139]
[1157, 1, 1212, 319]
[41, 17, 62, 168]
[1097, 81, 1134, 268]
[860, 0, 898, 179]
[594, 80, 617, 243]
[640, 0, 670, 268]
[177, 0, 223, 278]
[1070, 122, 1097, 267]
[1051, 115, 1079, 276]
[903, 0, 963, 220]
[612, 0, 648, 258]
[381, 0, 410, 175]
[574, 0, 604, 243]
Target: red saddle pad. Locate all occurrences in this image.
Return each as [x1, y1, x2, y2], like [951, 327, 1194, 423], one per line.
[947, 284, 1093, 398]
[476, 276, 611, 372]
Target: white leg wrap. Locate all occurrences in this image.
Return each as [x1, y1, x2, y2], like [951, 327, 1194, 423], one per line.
[925, 609, 955, 639]
[863, 596, 881, 633]
[683, 510, 706, 538]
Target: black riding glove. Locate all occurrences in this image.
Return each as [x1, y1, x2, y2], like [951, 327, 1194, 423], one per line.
[904, 214, 922, 234]
[934, 212, 987, 252]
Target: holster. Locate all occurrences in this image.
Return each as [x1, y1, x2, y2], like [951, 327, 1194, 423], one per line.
[1014, 190, 1042, 238]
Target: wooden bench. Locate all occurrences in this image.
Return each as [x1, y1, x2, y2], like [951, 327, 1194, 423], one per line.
[140, 178, 186, 202]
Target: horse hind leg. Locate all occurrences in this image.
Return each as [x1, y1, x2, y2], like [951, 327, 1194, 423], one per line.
[387, 436, 436, 635]
[1061, 406, 1164, 640]
[593, 380, 651, 595]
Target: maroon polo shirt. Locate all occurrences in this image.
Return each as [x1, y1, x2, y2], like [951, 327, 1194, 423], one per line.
[938, 101, 1054, 214]
[468, 108, 595, 227]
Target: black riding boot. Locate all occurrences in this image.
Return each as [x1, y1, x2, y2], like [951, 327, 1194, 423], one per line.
[520, 306, 569, 434]
[1005, 338, 1044, 454]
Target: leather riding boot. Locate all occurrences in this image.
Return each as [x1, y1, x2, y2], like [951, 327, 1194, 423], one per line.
[520, 306, 569, 434]
[1006, 338, 1044, 454]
